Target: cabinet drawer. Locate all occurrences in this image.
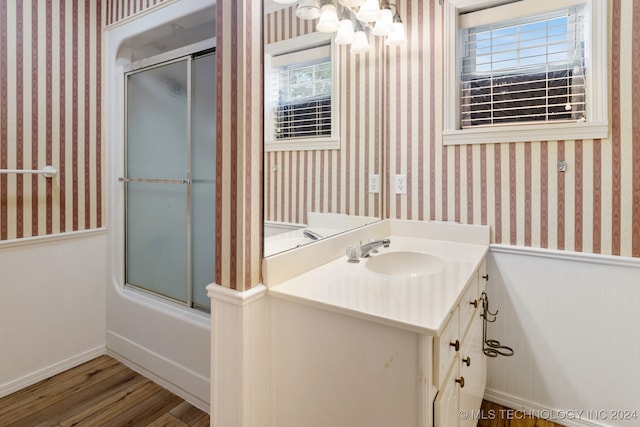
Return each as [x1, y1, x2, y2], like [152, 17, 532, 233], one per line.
[459, 278, 479, 339]
[459, 315, 487, 427]
[434, 309, 459, 388]
[433, 359, 460, 427]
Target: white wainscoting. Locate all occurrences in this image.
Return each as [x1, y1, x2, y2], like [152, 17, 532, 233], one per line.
[485, 245, 640, 427]
[0, 230, 107, 398]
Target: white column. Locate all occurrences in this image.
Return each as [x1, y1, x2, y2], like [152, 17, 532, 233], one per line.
[207, 283, 269, 427]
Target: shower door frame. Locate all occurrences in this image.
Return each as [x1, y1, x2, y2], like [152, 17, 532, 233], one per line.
[121, 38, 216, 310]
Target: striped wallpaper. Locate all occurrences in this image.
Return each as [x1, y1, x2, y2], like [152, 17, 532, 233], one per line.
[264, 6, 382, 225]
[105, 0, 169, 27]
[385, 0, 640, 258]
[0, 0, 103, 241]
[215, 0, 263, 291]
[266, 0, 640, 259]
[9, 0, 632, 290]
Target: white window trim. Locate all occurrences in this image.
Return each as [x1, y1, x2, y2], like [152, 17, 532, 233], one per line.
[265, 32, 340, 152]
[443, 0, 608, 145]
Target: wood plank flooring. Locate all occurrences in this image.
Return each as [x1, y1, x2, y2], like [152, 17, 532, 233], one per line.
[1, 355, 563, 427]
[478, 400, 564, 427]
[0, 355, 209, 427]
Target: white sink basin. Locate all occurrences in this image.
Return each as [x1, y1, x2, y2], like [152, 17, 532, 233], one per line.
[365, 251, 445, 277]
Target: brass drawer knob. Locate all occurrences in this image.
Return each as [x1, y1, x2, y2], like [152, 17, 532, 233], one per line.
[463, 356, 471, 367]
[456, 376, 465, 388]
[450, 340, 460, 352]
[470, 299, 478, 308]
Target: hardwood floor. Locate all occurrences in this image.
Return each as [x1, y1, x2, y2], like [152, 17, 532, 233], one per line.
[478, 400, 565, 427]
[0, 355, 563, 427]
[0, 356, 209, 427]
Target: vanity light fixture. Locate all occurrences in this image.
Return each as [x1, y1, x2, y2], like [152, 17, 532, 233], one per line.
[356, 0, 380, 22]
[335, 17, 355, 44]
[350, 21, 371, 54]
[317, 0, 341, 33]
[371, 2, 393, 36]
[384, 7, 407, 46]
[295, 0, 322, 20]
[278, 0, 407, 52]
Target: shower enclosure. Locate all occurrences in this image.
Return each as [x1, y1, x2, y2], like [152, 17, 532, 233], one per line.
[123, 48, 215, 310]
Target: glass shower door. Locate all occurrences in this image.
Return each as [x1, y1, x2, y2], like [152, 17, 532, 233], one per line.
[124, 52, 215, 309]
[126, 59, 190, 303]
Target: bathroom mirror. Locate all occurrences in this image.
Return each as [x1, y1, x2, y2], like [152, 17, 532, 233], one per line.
[263, 1, 384, 257]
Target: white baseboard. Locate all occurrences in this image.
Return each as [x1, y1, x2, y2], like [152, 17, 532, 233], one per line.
[106, 331, 210, 413]
[0, 345, 106, 399]
[484, 389, 609, 427]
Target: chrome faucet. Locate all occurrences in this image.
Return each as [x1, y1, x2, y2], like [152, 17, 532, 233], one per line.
[360, 238, 390, 258]
[303, 229, 323, 241]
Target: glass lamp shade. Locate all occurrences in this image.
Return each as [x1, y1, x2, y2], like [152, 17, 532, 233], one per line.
[296, 0, 321, 20]
[317, 4, 340, 33]
[356, 0, 380, 22]
[335, 19, 355, 44]
[350, 30, 371, 54]
[372, 7, 393, 36]
[385, 21, 407, 45]
[338, 0, 364, 6]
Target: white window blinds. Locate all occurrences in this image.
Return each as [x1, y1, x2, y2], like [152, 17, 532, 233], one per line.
[459, 2, 587, 128]
[269, 45, 332, 141]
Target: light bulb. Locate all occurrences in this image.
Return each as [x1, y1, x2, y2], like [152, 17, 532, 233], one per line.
[356, 0, 380, 22]
[296, 0, 321, 20]
[317, 4, 340, 33]
[335, 19, 355, 44]
[372, 7, 393, 36]
[351, 30, 371, 54]
[385, 21, 407, 46]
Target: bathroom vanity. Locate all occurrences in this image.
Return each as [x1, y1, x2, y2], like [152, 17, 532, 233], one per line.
[265, 220, 490, 427]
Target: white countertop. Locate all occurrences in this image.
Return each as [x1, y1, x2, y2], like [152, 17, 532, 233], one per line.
[269, 235, 488, 336]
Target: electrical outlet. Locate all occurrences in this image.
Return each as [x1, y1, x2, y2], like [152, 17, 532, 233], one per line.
[395, 174, 407, 194]
[369, 174, 380, 194]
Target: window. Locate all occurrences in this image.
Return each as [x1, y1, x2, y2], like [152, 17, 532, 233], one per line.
[274, 54, 332, 140]
[265, 33, 339, 151]
[443, 0, 608, 145]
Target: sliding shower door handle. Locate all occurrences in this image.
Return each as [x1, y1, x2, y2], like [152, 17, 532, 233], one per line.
[118, 177, 191, 184]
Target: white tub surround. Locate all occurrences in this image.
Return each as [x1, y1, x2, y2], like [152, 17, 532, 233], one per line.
[267, 219, 490, 427]
[206, 284, 269, 427]
[105, 0, 215, 412]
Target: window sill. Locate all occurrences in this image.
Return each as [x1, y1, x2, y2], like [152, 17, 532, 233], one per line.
[265, 138, 340, 152]
[442, 121, 609, 145]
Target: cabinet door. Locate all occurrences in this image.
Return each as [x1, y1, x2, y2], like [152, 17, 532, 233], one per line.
[434, 360, 460, 427]
[459, 313, 486, 427]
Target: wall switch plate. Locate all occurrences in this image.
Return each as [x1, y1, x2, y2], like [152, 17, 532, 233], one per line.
[395, 174, 407, 194]
[369, 174, 380, 194]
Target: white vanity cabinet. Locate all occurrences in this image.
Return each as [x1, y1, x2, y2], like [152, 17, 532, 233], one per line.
[269, 255, 489, 427]
[434, 261, 488, 427]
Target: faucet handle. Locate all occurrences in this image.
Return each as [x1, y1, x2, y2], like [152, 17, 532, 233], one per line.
[346, 246, 361, 263]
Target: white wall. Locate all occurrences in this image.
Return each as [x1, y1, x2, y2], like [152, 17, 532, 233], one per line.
[0, 231, 107, 398]
[485, 246, 640, 427]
